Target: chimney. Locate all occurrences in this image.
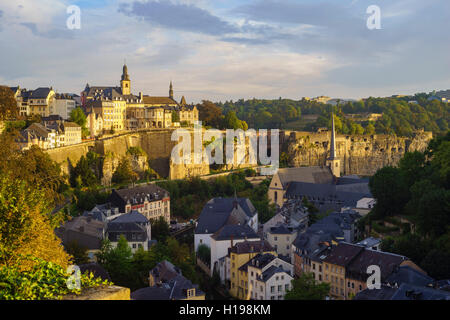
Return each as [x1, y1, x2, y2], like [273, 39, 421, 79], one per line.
[230, 234, 234, 248]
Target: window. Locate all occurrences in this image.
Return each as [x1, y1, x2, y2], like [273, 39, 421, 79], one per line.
[285, 284, 289, 291]
[271, 286, 275, 293]
[278, 285, 282, 292]
[274, 236, 278, 241]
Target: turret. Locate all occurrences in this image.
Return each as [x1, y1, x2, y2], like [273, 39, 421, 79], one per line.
[169, 81, 174, 99]
[121, 63, 131, 95]
[326, 109, 341, 178]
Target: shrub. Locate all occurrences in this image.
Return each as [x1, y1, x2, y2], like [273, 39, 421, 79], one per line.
[0, 257, 111, 300]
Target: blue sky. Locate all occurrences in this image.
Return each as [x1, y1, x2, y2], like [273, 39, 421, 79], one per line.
[0, 0, 449, 103]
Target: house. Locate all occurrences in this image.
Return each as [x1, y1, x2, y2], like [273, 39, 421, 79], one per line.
[210, 224, 260, 276]
[356, 237, 382, 251]
[46, 121, 82, 146]
[18, 122, 57, 149]
[266, 224, 298, 259]
[194, 197, 259, 252]
[83, 203, 121, 222]
[24, 87, 56, 117]
[55, 216, 105, 262]
[50, 93, 76, 119]
[131, 260, 205, 300]
[227, 240, 276, 298]
[292, 231, 335, 278]
[263, 199, 309, 239]
[109, 184, 170, 224]
[106, 210, 151, 252]
[240, 253, 294, 300]
[321, 242, 423, 300]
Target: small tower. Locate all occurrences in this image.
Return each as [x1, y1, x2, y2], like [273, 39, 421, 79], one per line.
[121, 63, 131, 95]
[326, 110, 341, 178]
[169, 81, 174, 99]
[180, 96, 186, 106]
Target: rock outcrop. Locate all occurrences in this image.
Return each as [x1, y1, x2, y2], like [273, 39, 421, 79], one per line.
[284, 130, 433, 176]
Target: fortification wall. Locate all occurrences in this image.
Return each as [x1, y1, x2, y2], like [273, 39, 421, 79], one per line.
[285, 131, 433, 176]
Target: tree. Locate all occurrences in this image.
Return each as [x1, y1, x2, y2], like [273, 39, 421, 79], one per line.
[96, 237, 134, 287]
[196, 244, 210, 264]
[172, 110, 180, 123]
[112, 157, 138, 185]
[285, 272, 330, 300]
[0, 173, 71, 271]
[369, 166, 409, 218]
[64, 241, 89, 265]
[151, 216, 170, 242]
[69, 107, 89, 138]
[197, 100, 223, 128]
[0, 86, 19, 120]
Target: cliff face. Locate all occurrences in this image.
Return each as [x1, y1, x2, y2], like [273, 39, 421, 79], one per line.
[285, 131, 433, 176]
[46, 129, 433, 181]
[46, 129, 211, 180]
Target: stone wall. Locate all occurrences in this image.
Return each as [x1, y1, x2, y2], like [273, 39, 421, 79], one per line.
[63, 285, 130, 300]
[45, 128, 433, 181]
[284, 130, 433, 176]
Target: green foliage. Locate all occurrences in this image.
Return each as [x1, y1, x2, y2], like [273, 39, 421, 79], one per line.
[171, 110, 180, 123]
[285, 272, 330, 300]
[151, 216, 170, 242]
[218, 96, 449, 137]
[69, 107, 89, 138]
[70, 154, 99, 188]
[64, 241, 89, 265]
[0, 257, 111, 300]
[96, 236, 199, 291]
[369, 132, 450, 278]
[222, 110, 247, 130]
[127, 146, 147, 157]
[112, 157, 138, 185]
[157, 172, 273, 221]
[196, 244, 211, 264]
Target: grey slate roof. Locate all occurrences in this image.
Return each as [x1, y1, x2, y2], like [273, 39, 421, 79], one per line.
[259, 265, 289, 282]
[211, 224, 259, 241]
[390, 283, 450, 300]
[195, 197, 257, 234]
[132, 260, 205, 300]
[386, 266, 434, 287]
[239, 253, 277, 272]
[269, 224, 295, 235]
[276, 167, 334, 187]
[111, 210, 149, 224]
[353, 284, 398, 300]
[285, 181, 371, 208]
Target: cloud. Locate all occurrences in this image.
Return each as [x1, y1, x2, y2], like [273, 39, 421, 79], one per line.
[118, 0, 238, 35]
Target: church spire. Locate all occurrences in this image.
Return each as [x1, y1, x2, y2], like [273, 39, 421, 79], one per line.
[169, 81, 174, 99]
[329, 109, 336, 160]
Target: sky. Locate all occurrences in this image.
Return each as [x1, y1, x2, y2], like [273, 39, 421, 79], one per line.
[0, 0, 449, 103]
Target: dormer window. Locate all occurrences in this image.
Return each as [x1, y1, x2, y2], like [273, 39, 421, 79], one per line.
[187, 289, 195, 298]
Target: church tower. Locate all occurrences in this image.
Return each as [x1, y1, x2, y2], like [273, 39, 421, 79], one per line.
[326, 110, 341, 178]
[121, 64, 131, 95]
[169, 81, 174, 99]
